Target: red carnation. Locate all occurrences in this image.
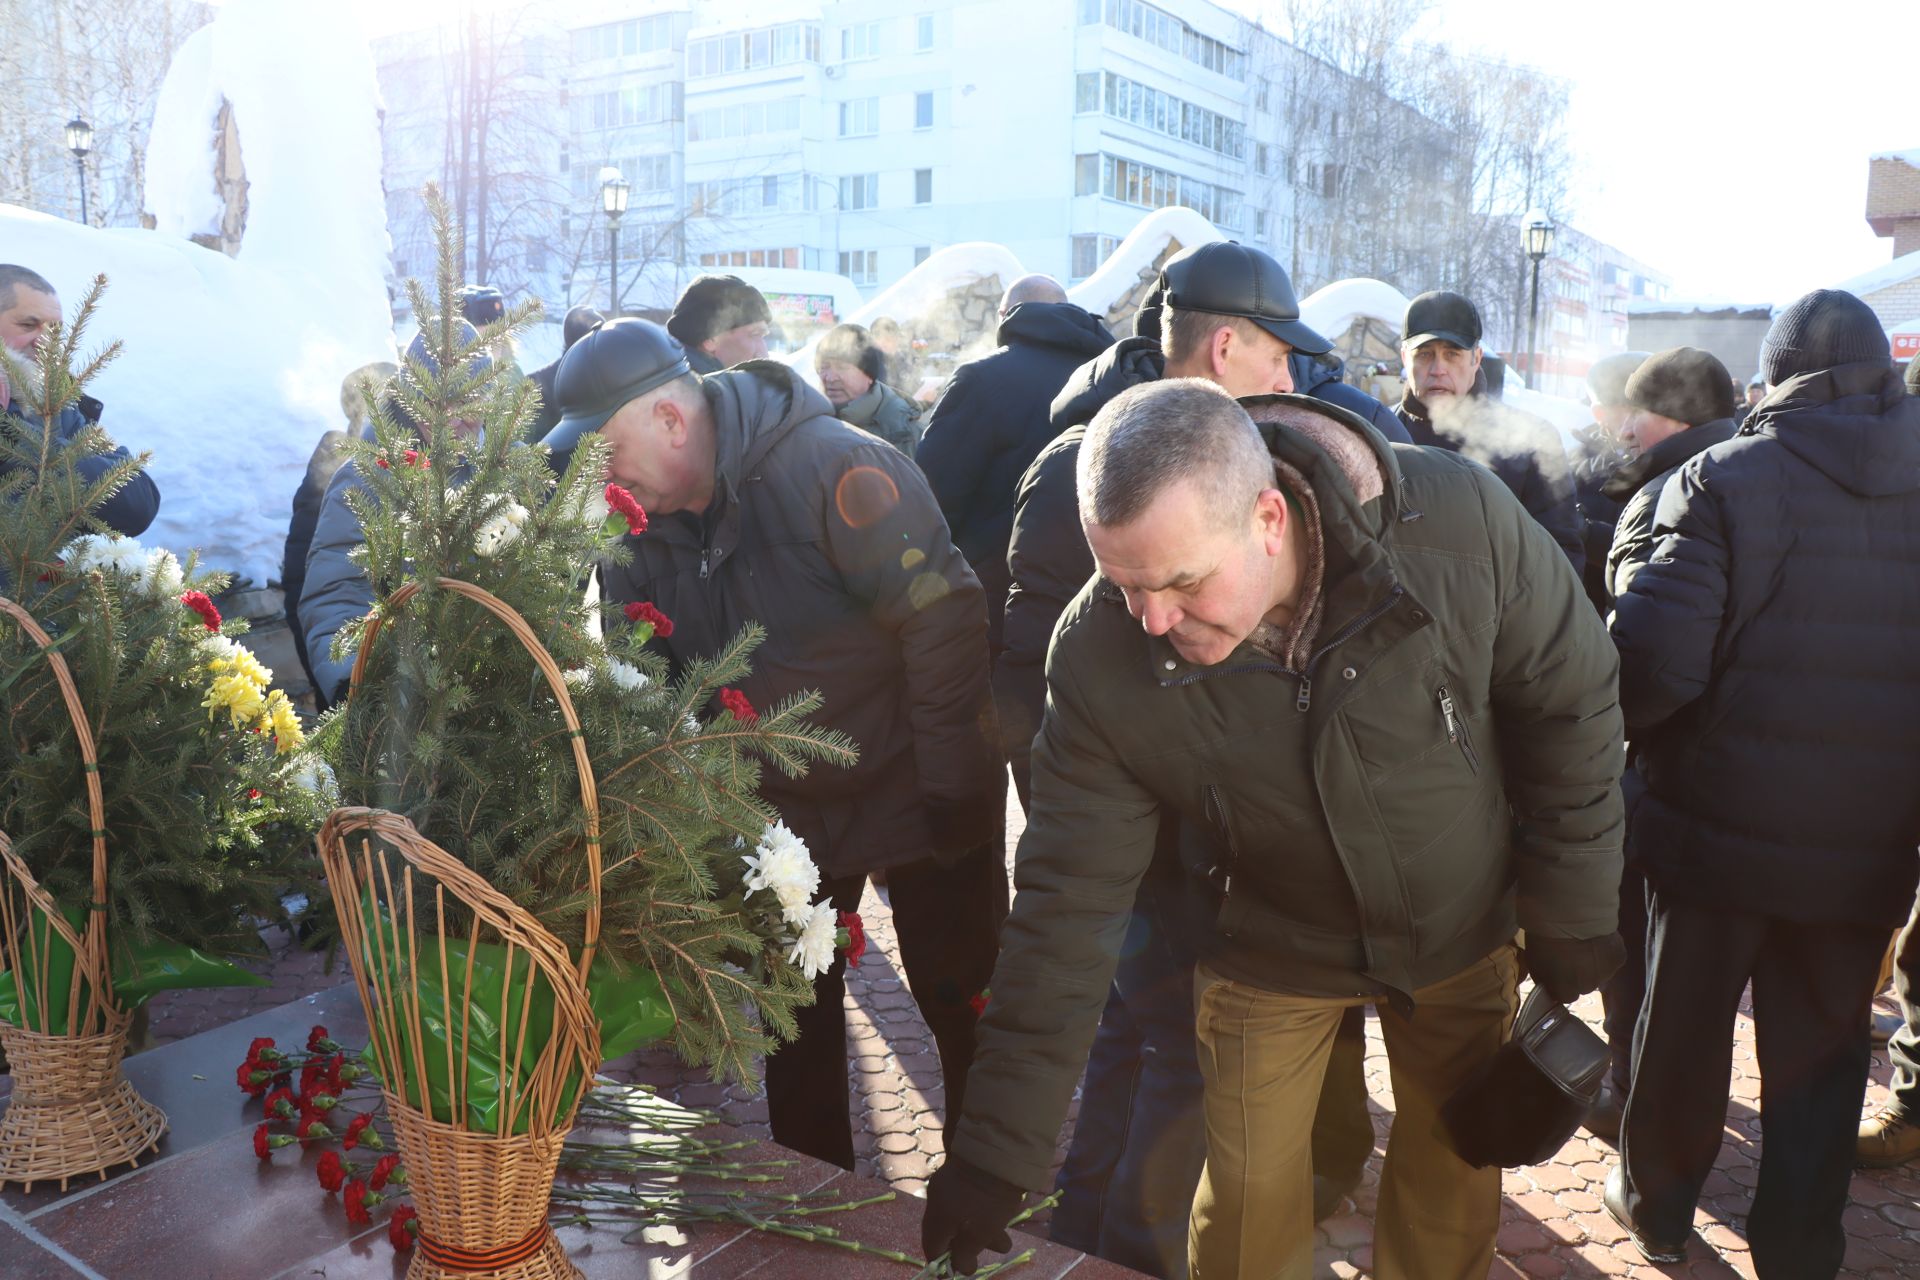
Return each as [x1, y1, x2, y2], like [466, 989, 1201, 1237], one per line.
[306, 1025, 334, 1054]
[388, 1205, 420, 1251]
[605, 483, 648, 534]
[344, 1179, 374, 1226]
[316, 1150, 347, 1193]
[303, 1091, 339, 1114]
[237, 1061, 271, 1096]
[247, 787, 262, 801]
[719, 688, 757, 723]
[969, 988, 991, 1018]
[180, 590, 222, 632]
[374, 454, 390, 469]
[253, 1123, 272, 1160]
[324, 1052, 346, 1092]
[296, 1113, 333, 1143]
[264, 1087, 298, 1120]
[369, 1154, 405, 1191]
[342, 1112, 374, 1151]
[622, 600, 674, 637]
[403, 449, 428, 469]
[247, 1036, 279, 1062]
[838, 911, 867, 966]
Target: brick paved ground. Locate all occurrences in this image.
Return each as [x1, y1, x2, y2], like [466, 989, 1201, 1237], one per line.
[111, 787, 1920, 1278]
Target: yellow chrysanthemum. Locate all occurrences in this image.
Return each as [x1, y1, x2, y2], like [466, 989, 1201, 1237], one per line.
[263, 689, 304, 754]
[204, 672, 268, 730]
[206, 638, 272, 688]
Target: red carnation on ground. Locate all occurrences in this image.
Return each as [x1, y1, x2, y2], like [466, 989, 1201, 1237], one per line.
[605, 483, 649, 534]
[302, 1091, 339, 1114]
[342, 1113, 374, 1151]
[838, 911, 867, 966]
[296, 1113, 333, 1143]
[180, 590, 222, 631]
[264, 1087, 297, 1120]
[237, 1061, 271, 1096]
[369, 1154, 405, 1191]
[316, 1150, 347, 1193]
[307, 1025, 334, 1054]
[253, 1123, 272, 1160]
[388, 1205, 420, 1251]
[344, 1179, 374, 1226]
[719, 688, 757, 723]
[622, 600, 674, 637]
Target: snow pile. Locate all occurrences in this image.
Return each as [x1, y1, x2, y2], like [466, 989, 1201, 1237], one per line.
[1067, 206, 1226, 319]
[846, 242, 1026, 330]
[10, 0, 394, 584]
[1298, 278, 1410, 344]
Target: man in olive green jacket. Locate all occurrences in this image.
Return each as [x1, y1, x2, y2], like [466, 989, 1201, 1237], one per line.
[922, 381, 1625, 1279]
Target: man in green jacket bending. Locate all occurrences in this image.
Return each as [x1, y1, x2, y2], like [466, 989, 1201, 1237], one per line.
[922, 380, 1626, 1279]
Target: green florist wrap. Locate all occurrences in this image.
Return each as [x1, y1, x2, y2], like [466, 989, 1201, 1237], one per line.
[355, 902, 673, 1134]
[0, 902, 268, 1035]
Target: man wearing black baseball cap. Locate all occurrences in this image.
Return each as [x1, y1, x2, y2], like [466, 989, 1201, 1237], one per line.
[1395, 290, 1583, 572]
[543, 318, 1006, 1180]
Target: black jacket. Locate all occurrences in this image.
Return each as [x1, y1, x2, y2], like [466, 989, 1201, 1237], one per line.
[1290, 352, 1413, 447]
[525, 357, 563, 442]
[281, 428, 354, 693]
[1611, 363, 1920, 927]
[599, 362, 998, 877]
[2, 394, 160, 540]
[1395, 383, 1583, 575]
[1570, 423, 1629, 614]
[917, 302, 1113, 655]
[1598, 418, 1735, 606]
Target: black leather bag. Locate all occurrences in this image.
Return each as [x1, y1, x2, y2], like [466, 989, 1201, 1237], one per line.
[1439, 985, 1610, 1169]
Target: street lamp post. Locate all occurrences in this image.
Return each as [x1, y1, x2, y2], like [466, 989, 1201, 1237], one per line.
[1522, 208, 1556, 388]
[65, 117, 93, 226]
[601, 173, 630, 315]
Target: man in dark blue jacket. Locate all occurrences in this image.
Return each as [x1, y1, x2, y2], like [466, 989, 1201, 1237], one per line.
[1607, 290, 1920, 1274]
[1, 264, 160, 539]
[918, 275, 1112, 657]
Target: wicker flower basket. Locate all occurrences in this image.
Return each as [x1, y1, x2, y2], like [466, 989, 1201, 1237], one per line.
[0, 597, 168, 1191]
[319, 579, 604, 1280]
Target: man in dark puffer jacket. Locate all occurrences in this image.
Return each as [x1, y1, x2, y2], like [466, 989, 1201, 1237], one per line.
[1607, 290, 1920, 1274]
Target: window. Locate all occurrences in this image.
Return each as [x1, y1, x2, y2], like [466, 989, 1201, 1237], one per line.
[1075, 72, 1100, 114]
[839, 249, 878, 286]
[916, 14, 935, 50]
[842, 21, 880, 60]
[1094, 72, 1243, 160]
[687, 21, 820, 77]
[839, 173, 879, 210]
[687, 98, 802, 142]
[914, 245, 932, 265]
[578, 83, 681, 132]
[914, 91, 934, 129]
[914, 168, 933, 204]
[699, 248, 805, 270]
[1255, 210, 1269, 237]
[573, 155, 673, 202]
[557, 150, 569, 174]
[1069, 234, 1118, 280]
[763, 175, 780, 205]
[1074, 153, 1100, 196]
[839, 97, 880, 137]
[1256, 78, 1270, 112]
[1255, 143, 1270, 176]
[1088, 0, 1244, 80]
[573, 15, 676, 61]
[1093, 151, 1244, 230]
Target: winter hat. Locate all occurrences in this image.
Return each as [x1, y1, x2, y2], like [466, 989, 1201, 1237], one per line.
[1760, 289, 1890, 385]
[458, 284, 506, 329]
[817, 323, 888, 384]
[1587, 351, 1651, 408]
[561, 306, 604, 352]
[1625, 347, 1735, 427]
[1905, 357, 1920, 397]
[403, 319, 491, 388]
[666, 274, 771, 349]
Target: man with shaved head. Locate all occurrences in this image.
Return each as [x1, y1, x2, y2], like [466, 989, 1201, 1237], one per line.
[0, 263, 160, 538]
[917, 273, 1112, 657]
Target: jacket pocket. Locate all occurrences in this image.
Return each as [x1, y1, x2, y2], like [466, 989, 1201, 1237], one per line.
[1202, 783, 1241, 919]
[1437, 684, 1481, 775]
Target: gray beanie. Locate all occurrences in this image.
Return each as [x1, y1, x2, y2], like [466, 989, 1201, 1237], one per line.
[1761, 290, 1889, 385]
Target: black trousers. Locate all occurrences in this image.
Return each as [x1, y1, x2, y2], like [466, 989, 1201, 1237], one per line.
[1621, 891, 1884, 1279]
[1599, 865, 1650, 1094]
[763, 843, 1008, 1170]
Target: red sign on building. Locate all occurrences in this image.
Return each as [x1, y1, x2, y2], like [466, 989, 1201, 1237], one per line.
[1894, 331, 1920, 361]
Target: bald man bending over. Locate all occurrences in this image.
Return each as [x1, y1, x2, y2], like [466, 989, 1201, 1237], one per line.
[919, 275, 1114, 658]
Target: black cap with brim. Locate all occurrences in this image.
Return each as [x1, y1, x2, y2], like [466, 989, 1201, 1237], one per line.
[1247, 314, 1333, 356]
[541, 317, 694, 460]
[1402, 328, 1478, 352]
[1159, 240, 1333, 356]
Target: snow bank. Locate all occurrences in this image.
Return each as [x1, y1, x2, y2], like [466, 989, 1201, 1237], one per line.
[1066, 206, 1226, 319]
[1298, 278, 1409, 343]
[13, 0, 395, 585]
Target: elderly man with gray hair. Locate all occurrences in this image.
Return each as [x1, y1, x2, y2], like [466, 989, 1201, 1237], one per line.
[922, 379, 1625, 1278]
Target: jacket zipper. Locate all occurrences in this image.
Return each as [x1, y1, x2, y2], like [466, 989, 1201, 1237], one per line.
[1167, 586, 1406, 711]
[1437, 684, 1481, 774]
[1203, 783, 1239, 912]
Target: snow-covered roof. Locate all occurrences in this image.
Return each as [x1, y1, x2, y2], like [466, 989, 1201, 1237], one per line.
[1066, 206, 1227, 318]
[1871, 148, 1920, 168]
[1834, 249, 1920, 300]
[1891, 316, 1920, 335]
[1626, 298, 1773, 316]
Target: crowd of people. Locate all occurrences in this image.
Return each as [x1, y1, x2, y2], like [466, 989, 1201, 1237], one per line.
[7, 242, 1920, 1280]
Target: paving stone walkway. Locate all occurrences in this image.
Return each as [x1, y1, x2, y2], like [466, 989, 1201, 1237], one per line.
[117, 788, 1920, 1278]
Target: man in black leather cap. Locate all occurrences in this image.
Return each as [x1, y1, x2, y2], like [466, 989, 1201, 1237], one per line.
[542, 318, 1005, 1174]
[1394, 290, 1582, 572]
[523, 305, 604, 442]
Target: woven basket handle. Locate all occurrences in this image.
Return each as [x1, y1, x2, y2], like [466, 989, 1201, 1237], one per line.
[342, 578, 602, 978]
[0, 595, 116, 1031]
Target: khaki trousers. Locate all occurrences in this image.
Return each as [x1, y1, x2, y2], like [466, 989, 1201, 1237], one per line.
[1188, 944, 1521, 1280]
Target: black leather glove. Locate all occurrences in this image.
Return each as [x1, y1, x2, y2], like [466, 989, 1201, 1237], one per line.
[1525, 933, 1627, 1004]
[924, 794, 1000, 868]
[921, 1157, 1026, 1275]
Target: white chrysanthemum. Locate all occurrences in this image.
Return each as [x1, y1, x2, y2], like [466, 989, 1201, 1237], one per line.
[787, 900, 838, 979]
[563, 667, 593, 689]
[144, 548, 186, 598]
[604, 658, 650, 692]
[65, 533, 148, 579]
[743, 824, 821, 925]
[473, 501, 531, 557]
[287, 758, 339, 805]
